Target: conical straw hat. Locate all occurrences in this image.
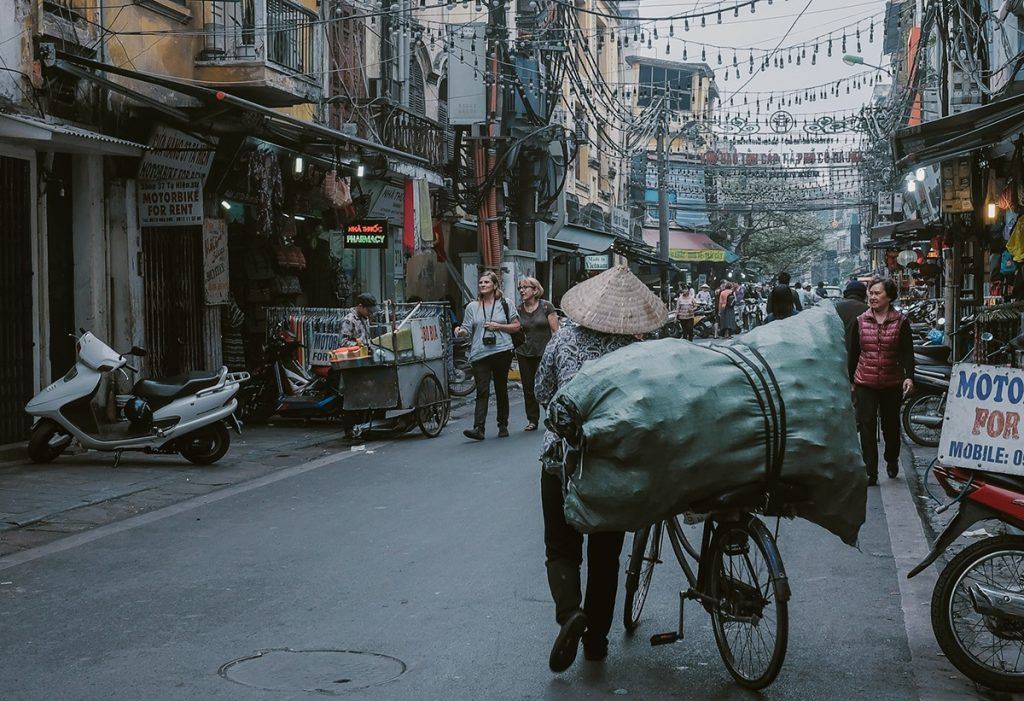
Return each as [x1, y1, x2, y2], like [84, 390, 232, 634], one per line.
[560, 266, 667, 335]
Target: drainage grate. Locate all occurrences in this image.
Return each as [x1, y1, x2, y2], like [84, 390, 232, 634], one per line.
[219, 648, 406, 694]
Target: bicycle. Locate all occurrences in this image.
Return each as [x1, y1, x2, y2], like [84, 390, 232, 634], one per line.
[622, 481, 802, 690]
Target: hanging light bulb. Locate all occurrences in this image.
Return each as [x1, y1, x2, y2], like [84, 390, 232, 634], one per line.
[669, 22, 674, 37]
[869, 21, 874, 43]
[701, 47, 706, 61]
[827, 36, 833, 57]
[682, 43, 687, 60]
[666, 41, 670, 54]
[716, 11, 722, 24]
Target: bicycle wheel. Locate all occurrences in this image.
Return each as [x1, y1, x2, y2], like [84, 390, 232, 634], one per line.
[708, 520, 789, 690]
[449, 357, 476, 397]
[623, 522, 663, 633]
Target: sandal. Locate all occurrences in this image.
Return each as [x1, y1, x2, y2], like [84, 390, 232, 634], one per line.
[525, 423, 538, 431]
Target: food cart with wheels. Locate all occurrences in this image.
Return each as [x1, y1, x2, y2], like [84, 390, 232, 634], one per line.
[330, 302, 452, 438]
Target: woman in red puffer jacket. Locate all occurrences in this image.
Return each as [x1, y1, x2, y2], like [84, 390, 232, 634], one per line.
[848, 278, 915, 485]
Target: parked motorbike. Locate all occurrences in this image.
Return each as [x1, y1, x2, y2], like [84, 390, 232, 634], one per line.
[25, 331, 246, 466]
[741, 298, 765, 332]
[903, 329, 1024, 447]
[238, 323, 345, 422]
[909, 464, 1024, 692]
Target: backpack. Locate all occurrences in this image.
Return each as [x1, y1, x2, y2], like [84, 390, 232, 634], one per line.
[501, 298, 525, 348]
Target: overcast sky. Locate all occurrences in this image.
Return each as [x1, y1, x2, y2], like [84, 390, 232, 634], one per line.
[636, 0, 890, 125]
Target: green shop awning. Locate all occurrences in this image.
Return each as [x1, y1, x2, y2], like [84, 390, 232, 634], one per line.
[550, 224, 620, 254]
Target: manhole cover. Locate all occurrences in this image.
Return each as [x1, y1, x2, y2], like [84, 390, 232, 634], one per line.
[219, 648, 406, 694]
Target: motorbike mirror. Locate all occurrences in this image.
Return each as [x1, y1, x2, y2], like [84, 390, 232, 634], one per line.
[981, 332, 995, 343]
[129, 345, 148, 357]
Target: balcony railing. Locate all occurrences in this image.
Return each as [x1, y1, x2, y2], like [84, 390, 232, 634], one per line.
[200, 0, 317, 79]
[376, 105, 447, 168]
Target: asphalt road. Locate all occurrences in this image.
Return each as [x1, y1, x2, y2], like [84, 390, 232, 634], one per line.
[0, 401, 990, 700]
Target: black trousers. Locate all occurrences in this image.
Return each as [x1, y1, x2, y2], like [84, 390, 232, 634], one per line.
[679, 317, 694, 341]
[518, 353, 542, 424]
[470, 350, 513, 431]
[854, 384, 902, 477]
[541, 470, 625, 646]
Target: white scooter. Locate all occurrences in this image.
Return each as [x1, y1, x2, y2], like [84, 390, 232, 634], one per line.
[25, 331, 249, 466]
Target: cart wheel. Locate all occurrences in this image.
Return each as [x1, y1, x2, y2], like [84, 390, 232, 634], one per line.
[415, 374, 450, 438]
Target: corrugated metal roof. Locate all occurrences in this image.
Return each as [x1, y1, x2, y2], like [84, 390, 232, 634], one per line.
[0, 113, 147, 155]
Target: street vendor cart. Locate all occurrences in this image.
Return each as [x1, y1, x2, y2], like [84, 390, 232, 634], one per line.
[330, 302, 452, 438]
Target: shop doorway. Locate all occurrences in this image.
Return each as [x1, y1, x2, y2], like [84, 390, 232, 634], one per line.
[141, 226, 206, 378]
[0, 155, 34, 444]
[46, 153, 76, 376]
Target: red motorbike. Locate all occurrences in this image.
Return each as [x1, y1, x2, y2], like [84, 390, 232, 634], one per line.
[909, 464, 1024, 692]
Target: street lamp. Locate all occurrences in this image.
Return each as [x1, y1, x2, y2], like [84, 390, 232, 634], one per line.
[842, 54, 893, 75]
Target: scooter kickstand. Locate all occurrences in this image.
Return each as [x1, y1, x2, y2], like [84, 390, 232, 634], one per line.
[113, 449, 123, 469]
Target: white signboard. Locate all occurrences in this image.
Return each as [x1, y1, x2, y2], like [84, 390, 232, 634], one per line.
[138, 126, 216, 181]
[139, 179, 204, 226]
[367, 184, 405, 225]
[939, 363, 1024, 476]
[203, 218, 230, 305]
[447, 25, 487, 125]
[877, 192, 892, 215]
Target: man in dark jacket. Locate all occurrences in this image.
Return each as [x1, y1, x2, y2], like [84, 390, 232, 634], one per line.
[835, 280, 869, 345]
[766, 271, 799, 320]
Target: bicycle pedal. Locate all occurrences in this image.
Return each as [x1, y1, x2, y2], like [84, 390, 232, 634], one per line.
[650, 632, 679, 646]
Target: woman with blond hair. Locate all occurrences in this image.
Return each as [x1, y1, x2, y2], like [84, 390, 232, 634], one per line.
[516, 276, 559, 431]
[455, 270, 522, 440]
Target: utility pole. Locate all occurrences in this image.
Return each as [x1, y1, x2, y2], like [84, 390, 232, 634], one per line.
[657, 102, 670, 303]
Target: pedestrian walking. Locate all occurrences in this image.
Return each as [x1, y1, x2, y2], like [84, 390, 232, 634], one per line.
[675, 286, 697, 341]
[834, 280, 868, 346]
[695, 283, 713, 307]
[848, 278, 915, 486]
[535, 266, 666, 673]
[675, 284, 700, 339]
[718, 282, 740, 338]
[802, 284, 815, 307]
[815, 281, 829, 301]
[454, 271, 522, 441]
[516, 277, 558, 432]
[765, 272, 799, 321]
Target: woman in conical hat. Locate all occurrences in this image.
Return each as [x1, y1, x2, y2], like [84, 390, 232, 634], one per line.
[534, 266, 666, 673]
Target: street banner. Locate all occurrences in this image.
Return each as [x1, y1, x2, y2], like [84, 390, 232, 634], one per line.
[203, 218, 230, 305]
[138, 179, 204, 226]
[670, 248, 726, 262]
[938, 363, 1024, 476]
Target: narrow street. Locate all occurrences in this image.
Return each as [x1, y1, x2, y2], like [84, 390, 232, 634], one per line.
[0, 399, 999, 700]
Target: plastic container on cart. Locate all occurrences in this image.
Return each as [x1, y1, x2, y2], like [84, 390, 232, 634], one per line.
[372, 328, 414, 353]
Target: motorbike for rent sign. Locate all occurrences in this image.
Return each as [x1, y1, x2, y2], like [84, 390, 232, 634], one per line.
[139, 179, 204, 226]
[939, 363, 1024, 476]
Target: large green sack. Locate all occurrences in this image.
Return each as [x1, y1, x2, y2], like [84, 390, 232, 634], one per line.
[547, 303, 867, 546]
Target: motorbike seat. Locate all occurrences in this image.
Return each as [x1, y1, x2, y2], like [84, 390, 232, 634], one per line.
[977, 470, 1024, 494]
[134, 371, 221, 401]
[914, 345, 951, 362]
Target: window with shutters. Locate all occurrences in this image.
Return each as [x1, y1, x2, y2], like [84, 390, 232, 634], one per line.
[409, 59, 426, 116]
[328, 0, 366, 131]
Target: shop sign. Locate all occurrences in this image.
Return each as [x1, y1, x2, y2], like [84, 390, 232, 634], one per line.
[203, 218, 230, 305]
[138, 126, 216, 181]
[366, 184, 405, 224]
[138, 179, 203, 226]
[877, 192, 893, 215]
[670, 248, 726, 262]
[939, 363, 1024, 477]
[584, 253, 612, 271]
[343, 220, 389, 249]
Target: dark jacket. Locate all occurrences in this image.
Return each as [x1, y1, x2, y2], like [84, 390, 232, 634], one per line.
[835, 296, 869, 345]
[848, 309, 915, 388]
[766, 284, 798, 319]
